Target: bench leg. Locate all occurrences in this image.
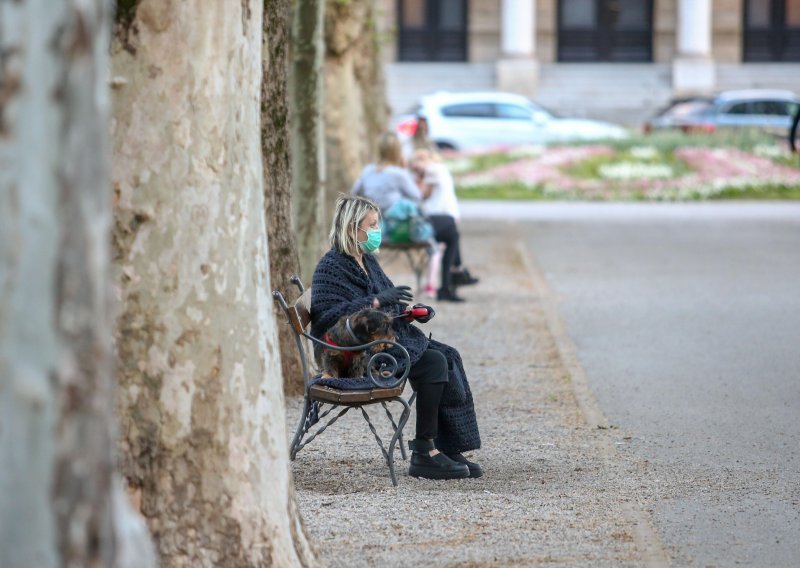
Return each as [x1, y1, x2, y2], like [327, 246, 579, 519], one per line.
[387, 397, 412, 486]
[401, 391, 417, 461]
[382, 400, 410, 461]
[294, 405, 350, 456]
[289, 396, 311, 460]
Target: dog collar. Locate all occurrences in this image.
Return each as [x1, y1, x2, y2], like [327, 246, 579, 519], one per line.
[344, 318, 360, 344]
[323, 333, 356, 370]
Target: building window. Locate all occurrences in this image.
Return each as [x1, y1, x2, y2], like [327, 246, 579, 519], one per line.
[557, 0, 653, 62]
[397, 0, 468, 62]
[743, 0, 800, 61]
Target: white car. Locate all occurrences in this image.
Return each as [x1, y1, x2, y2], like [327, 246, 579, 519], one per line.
[395, 91, 628, 152]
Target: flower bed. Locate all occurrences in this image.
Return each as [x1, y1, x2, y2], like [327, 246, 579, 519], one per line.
[452, 136, 800, 201]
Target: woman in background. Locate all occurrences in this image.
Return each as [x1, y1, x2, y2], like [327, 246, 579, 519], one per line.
[411, 149, 480, 302]
[352, 133, 466, 302]
[351, 132, 421, 212]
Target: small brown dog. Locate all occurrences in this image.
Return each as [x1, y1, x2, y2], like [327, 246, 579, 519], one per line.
[320, 308, 396, 378]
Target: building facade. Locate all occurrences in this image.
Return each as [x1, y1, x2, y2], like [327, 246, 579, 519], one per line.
[380, 0, 800, 123]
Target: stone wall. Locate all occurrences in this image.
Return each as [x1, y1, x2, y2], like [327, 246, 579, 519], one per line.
[713, 0, 743, 63]
[653, 0, 677, 62]
[469, 0, 501, 62]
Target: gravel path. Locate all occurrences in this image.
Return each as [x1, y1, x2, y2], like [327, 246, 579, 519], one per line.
[286, 223, 667, 567]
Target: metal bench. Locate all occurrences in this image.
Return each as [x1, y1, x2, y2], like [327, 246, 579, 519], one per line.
[273, 275, 416, 486]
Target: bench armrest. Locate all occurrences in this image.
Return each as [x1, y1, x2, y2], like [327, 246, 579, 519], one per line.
[301, 333, 411, 389]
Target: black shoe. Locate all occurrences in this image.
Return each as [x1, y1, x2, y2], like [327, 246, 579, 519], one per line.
[436, 288, 466, 303]
[408, 439, 470, 480]
[445, 452, 483, 478]
[451, 268, 480, 287]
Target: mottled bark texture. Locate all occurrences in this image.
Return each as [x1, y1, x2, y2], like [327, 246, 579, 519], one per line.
[110, 0, 317, 565]
[0, 1, 154, 567]
[290, 0, 326, 283]
[323, 0, 390, 220]
[263, 0, 304, 396]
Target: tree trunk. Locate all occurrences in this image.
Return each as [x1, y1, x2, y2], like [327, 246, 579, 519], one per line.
[0, 1, 154, 566]
[263, 0, 305, 396]
[110, 1, 317, 565]
[323, 0, 389, 220]
[290, 0, 326, 283]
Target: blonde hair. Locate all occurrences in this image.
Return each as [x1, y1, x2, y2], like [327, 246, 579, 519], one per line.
[329, 195, 381, 257]
[377, 132, 404, 167]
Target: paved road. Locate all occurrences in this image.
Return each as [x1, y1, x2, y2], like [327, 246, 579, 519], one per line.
[464, 202, 800, 567]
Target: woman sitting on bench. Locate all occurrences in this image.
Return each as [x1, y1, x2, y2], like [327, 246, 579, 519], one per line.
[352, 132, 467, 302]
[310, 195, 483, 480]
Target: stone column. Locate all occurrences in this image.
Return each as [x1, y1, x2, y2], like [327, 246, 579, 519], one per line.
[672, 0, 716, 94]
[496, 0, 539, 96]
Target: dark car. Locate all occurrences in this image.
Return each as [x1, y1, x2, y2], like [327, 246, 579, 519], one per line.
[644, 89, 800, 135]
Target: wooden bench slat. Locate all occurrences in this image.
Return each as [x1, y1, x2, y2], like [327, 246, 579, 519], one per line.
[309, 384, 405, 404]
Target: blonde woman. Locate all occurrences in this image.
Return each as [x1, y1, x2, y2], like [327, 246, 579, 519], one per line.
[310, 195, 483, 480]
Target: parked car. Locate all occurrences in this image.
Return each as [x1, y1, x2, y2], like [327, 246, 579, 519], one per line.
[643, 89, 800, 135]
[394, 91, 628, 152]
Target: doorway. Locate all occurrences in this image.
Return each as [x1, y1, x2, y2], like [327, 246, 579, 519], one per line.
[558, 0, 654, 62]
[397, 0, 469, 62]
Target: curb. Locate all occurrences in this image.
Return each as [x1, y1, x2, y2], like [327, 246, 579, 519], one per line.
[514, 238, 672, 568]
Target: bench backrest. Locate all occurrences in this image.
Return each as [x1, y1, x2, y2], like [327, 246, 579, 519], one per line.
[273, 278, 317, 388]
[289, 288, 312, 334]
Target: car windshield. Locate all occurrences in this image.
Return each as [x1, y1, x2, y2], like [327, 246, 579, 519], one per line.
[529, 102, 559, 119]
[660, 99, 713, 118]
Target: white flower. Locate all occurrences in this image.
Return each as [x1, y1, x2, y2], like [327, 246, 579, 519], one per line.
[753, 144, 790, 159]
[598, 161, 674, 180]
[628, 146, 659, 160]
[508, 145, 545, 159]
[444, 158, 474, 174]
[456, 174, 494, 187]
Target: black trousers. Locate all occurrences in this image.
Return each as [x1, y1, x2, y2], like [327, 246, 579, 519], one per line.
[428, 214, 462, 292]
[408, 349, 449, 441]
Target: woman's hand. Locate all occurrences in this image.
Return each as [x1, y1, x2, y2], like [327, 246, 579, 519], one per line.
[400, 303, 435, 323]
[372, 285, 413, 308]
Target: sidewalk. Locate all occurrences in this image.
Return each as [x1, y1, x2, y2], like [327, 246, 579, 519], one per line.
[286, 222, 669, 567]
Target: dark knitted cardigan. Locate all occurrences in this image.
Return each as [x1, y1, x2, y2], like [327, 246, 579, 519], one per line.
[310, 248, 481, 453]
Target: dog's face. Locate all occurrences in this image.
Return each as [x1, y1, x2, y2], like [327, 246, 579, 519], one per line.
[345, 308, 395, 350]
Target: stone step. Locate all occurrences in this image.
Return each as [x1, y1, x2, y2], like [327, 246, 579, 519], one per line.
[716, 64, 800, 93]
[536, 64, 672, 123]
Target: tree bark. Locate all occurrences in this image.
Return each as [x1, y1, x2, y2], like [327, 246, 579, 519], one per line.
[263, 0, 305, 396]
[323, 0, 389, 221]
[110, 1, 317, 565]
[290, 0, 326, 283]
[0, 1, 154, 566]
